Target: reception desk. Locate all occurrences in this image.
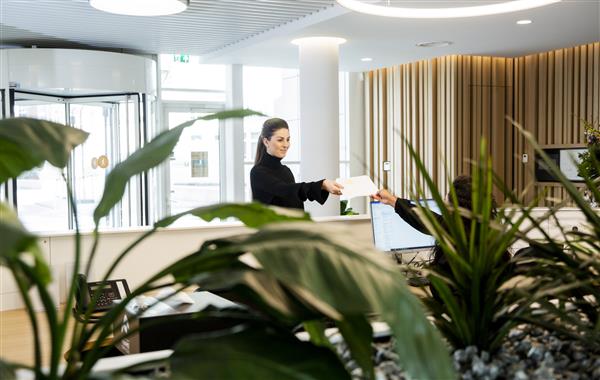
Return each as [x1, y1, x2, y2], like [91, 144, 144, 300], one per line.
[0, 215, 372, 311]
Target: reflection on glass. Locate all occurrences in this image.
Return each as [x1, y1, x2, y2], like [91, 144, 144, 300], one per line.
[167, 111, 220, 225]
[70, 96, 141, 230]
[15, 94, 143, 232]
[14, 102, 69, 231]
[70, 103, 109, 230]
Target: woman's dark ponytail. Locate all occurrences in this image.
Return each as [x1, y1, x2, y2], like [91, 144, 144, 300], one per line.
[254, 118, 289, 165]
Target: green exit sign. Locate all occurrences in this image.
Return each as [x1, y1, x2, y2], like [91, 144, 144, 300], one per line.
[173, 54, 190, 63]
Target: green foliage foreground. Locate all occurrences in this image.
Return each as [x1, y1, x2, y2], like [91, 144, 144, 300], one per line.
[0, 116, 454, 380]
[403, 139, 539, 352]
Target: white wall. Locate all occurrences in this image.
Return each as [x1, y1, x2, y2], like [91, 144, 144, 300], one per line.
[0, 216, 372, 311]
[4, 48, 157, 95]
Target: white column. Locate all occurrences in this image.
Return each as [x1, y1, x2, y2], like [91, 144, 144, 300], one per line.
[348, 72, 367, 214]
[294, 37, 345, 217]
[222, 64, 245, 202]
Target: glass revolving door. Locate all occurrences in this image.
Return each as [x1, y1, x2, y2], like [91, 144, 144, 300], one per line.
[10, 90, 148, 232]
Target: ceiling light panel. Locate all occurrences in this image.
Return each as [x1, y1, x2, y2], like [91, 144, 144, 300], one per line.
[336, 0, 561, 18]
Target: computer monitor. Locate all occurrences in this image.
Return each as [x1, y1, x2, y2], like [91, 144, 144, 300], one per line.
[370, 199, 440, 252]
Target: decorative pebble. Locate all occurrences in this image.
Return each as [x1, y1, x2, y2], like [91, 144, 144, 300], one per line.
[514, 369, 529, 380]
[335, 325, 599, 380]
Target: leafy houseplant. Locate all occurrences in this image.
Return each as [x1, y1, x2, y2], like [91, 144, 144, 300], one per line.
[0, 116, 455, 379]
[577, 120, 600, 204]
[340, 199, 359, 215]
[508, 119, 600, 350]
[577, 120, 600, 179]
[403, 138, 540, 352]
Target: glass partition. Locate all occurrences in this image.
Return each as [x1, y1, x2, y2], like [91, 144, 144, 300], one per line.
[69, 94, 142, 229]
[164, 107, 222, 225]
[11, 90, 146, 232]
[13, 95, 70, 231]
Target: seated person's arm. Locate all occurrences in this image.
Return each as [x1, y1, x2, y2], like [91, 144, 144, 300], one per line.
[372, 189, 436, 235]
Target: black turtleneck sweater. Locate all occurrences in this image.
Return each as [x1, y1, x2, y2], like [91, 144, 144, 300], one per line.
[250, 153, 329, 210]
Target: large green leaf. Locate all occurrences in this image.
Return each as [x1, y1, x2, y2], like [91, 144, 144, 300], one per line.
[93, 109, 264, 225]
[155, 202, 311, 229]
[0, 117, 88, 183]
[0, 359, 16, 380]
[0, 203, 50, 287]
[170, 324, 350, 380]
[193, 222, 454, 380]
[337, 315, 375, 379]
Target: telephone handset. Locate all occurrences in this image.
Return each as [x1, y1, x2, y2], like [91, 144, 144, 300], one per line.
[76, 273, 131, 313]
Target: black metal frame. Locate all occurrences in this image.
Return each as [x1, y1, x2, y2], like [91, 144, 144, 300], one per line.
[8, 89, 151, 229]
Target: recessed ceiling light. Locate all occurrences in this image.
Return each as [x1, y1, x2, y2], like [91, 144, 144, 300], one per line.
[336, 0, 561, 19]
[90, 0, 188, 16]
[416, 41, 453, 48]
[361, 57, 373, 62]
[517, 19, 533, 24]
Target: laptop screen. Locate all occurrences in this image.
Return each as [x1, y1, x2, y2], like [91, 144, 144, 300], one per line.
[370, 199, 439, 252]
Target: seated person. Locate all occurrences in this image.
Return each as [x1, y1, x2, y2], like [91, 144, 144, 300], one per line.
[372, 175, 510, 278]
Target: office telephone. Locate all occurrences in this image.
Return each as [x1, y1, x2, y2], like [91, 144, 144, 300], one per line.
[76, 274, 131, 313]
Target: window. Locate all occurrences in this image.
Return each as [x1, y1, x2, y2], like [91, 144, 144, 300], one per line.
[163, 108, 221, 225]
[242, 67, 351, 201]
[158, 54, 227, 226]
[160, 56, 226, 103]
[242, 66, 301, 201]
[13, 100, 69, 231]
[11, 92, 146, 232]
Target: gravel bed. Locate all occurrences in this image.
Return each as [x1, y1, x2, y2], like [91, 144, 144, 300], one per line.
[335, 325, 600, 380]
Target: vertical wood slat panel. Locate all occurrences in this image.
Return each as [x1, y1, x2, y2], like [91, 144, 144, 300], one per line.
[565, 48, 573, 144]
[573, 46, 580, 140]
[588, 42, 600, 122]
[363, 42, 599, 205]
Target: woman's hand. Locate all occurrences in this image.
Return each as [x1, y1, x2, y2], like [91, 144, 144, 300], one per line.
[322, 179, 344, 195]
[371, 189, 397, 206]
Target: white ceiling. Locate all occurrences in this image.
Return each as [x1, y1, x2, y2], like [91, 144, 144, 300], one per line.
[0, 0, 337, 54]
[0, 0, 598, 72]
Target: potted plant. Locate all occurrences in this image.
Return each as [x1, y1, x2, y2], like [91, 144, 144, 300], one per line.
[577, 119, 600, 206]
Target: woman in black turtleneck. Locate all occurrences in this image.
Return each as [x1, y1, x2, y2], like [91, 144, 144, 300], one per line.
[250, 118, 343, 210]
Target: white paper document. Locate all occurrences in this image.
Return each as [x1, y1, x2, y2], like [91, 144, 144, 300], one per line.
[336, 175, 378, 200]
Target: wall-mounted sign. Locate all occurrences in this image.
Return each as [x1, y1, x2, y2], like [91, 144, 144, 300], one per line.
[173, 54, 190, 63]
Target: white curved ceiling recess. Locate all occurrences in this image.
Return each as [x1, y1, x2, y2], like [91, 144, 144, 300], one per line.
[0, 0, 598, 71]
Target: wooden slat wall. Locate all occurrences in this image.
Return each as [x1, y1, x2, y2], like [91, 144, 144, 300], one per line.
[365, 60, 441, 198]
[514, 42, 600, 204]
[365, 42, 600, 203]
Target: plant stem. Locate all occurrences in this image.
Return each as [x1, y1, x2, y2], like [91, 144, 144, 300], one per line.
[9, 262, 43, 379]
[101, 228, 157, 283]
[15, 262, 60, 378]
[60, 172, 84, 378]
[84, 228, 100, 278]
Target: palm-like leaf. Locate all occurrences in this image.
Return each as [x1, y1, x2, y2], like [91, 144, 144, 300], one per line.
[94, 109, 264, 224]
[403, 138, 534, 351]
[0, 118, 89, 183]
[155, 202, 310, 229]
[170, 222, 455, 380]
[170, 324, 351, 380]
[508, 118, 600, 348]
